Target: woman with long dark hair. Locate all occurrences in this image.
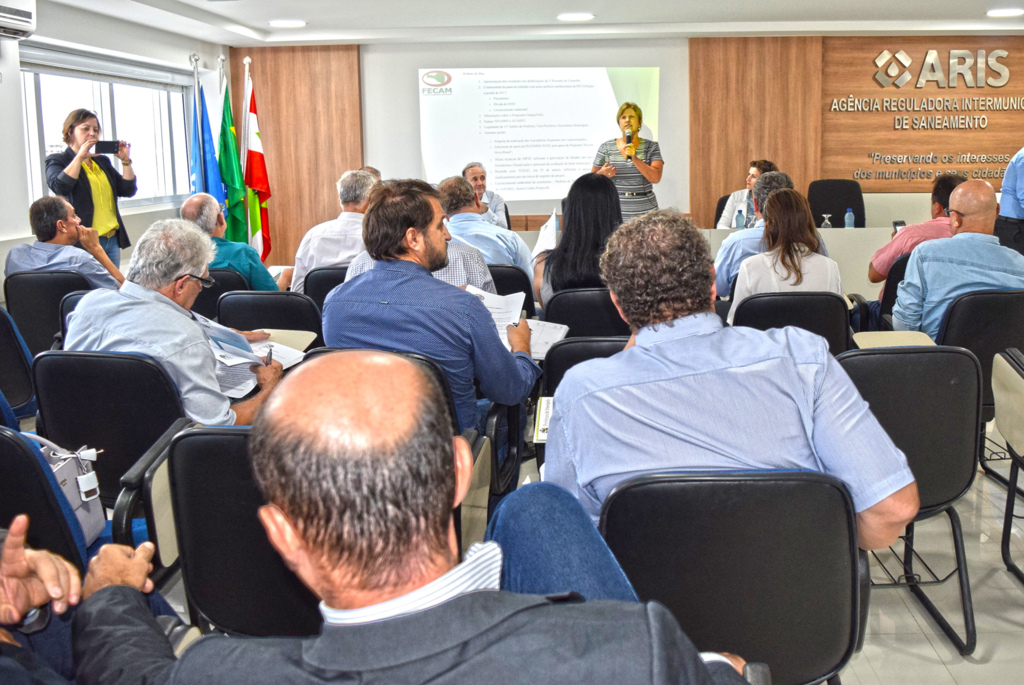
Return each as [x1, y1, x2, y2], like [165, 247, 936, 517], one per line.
[727, 188, 841, 325]
[533, 173, 622, 308]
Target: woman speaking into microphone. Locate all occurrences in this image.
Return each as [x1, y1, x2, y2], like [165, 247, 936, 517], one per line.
[592, 102, 663, 220]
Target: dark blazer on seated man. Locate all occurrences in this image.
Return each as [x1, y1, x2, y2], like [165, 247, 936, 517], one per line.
[71, 350, 747, 685]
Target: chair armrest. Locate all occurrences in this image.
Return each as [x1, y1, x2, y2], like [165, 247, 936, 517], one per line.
[112, 418, 193, 545]
[880, 314, 893, 331]
[485, 402, 522, 496]
[847, 293, 869, 334]
[856, 549, 870, 652]
[743, 663, 772, 685]
[50, 333, 63, 351]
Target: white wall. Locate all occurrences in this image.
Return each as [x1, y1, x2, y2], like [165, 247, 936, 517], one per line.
[0, 1, 228, 296]
[361, 38, 689, 217]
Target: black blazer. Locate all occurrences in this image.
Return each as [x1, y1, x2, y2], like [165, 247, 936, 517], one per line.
[73, 586, 746, 685]
[45, 148, 137, 249]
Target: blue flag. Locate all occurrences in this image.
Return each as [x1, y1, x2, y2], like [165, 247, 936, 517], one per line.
[188, 86, 226, 206]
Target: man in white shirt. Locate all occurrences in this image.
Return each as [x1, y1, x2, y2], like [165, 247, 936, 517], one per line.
[291, 170, 376, 293]
[462, 162, 509, 229]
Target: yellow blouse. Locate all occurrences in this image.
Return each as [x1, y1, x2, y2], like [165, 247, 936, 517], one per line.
[80, 160, 120, 237]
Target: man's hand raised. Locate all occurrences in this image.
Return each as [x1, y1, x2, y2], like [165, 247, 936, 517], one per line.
[0, 515, 81, 624]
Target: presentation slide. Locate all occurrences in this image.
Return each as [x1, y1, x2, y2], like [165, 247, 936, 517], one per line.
[419, 67, 659, 202]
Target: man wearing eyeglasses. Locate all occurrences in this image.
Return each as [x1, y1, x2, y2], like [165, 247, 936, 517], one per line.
[893, 179, 1024, 340]
[64, 219, 283, 425]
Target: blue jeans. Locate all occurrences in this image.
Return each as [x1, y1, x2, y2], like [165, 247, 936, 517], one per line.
[485, 482, 639, 602]
[98, 233, 120, 269]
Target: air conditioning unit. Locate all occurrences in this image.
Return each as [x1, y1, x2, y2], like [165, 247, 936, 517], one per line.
[0, 0, 35, 40]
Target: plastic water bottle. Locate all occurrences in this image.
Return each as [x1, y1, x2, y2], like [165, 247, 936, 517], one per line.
[735, 210, 744, 229]
[844, 208, 855, 228]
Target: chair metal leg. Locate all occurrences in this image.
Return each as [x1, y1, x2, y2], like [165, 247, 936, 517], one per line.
[904, 508, 977, 656]
[1001, 455, 1024, 586]
[981, 432, 1024, 500]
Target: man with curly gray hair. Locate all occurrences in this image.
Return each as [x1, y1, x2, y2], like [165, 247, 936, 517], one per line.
[543, 210, 920, 552]
[65, 219, 283, 425]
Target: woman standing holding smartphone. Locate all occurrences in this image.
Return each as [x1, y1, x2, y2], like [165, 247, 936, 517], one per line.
[45, 109, 137, 267]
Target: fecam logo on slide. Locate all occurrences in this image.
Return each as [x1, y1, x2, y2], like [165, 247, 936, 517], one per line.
[422, 70, 453, 95]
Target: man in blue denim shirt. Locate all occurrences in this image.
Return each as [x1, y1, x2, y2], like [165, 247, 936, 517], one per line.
[893, 180, 1024, 340]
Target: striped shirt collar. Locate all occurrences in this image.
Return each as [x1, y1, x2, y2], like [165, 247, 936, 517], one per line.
[319, 541, 502, 626]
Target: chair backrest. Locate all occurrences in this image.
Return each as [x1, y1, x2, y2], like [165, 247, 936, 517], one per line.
[544, 288, 630, 338]
[807, 180, 865, 228]
[3, 270, 92, 356]
[878, 253, 911, 319]
[192, 268, 249, 320]
[217, 291, 323, 348]
[168, 426, 321, 637]
[714, 193, 730, 227]
[33, 351, 186, 507]
[936, 289, 1024, 422]
[732, 292, 852, 354]
[542, 337, 627, 395]
[59, 290, 91, 343]
[994, 348, 1024, 456]
[0, 308, 35, 415]
[601, 471, 860, 685]
[487, 264, 536, 318]
[304, 347, 461, 435]
[0, 427, 87, 574]
[838, 346, 981, 512]
[303, 266, 348, 312]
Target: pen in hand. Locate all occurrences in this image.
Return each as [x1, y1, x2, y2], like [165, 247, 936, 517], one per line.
[265, 345, 273, 367]
[514, 310, 527, 326]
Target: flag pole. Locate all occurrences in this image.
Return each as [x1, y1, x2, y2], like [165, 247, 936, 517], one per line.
[217, 54, 226, 95]
[189, 53, 204, 187]
[241, 56, 252, 229]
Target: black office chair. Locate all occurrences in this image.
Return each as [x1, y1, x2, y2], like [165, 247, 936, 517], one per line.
[933, 289, 1024, 494]
[303, 266, 348, 312]
[601, 471, 866, 685]
[0, 426, 91, 575]
[545, 288, 630, 338]
[542, 337, 627, 396]
[3, 270, 91, 356]
[731, 292, 854, 354]
[807, 180, 865, 229]
[838, 346, 981, 655]
[168, 426, 322, 637]
[713, 193, 730, 227]
[33, 351, 186, 508]
[58, 290, 90, 344]
[0, 307, 36, 418]
[992, 348, 1024, 591]
[192, 268, 249, 320]
[217, 291, 324, 349]
[849, 254, 911, 332]
[487, 264, 537, 318]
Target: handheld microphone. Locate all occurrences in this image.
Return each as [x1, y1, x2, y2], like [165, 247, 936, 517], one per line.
[625, 128, 633, 162]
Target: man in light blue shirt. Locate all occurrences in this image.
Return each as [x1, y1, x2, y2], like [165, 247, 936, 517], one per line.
[5, 196, 122, 289]
[437, 176, 533, 276]
[545, 210, 919, 550]
[995, 145, 1024, 255]
[180, 193, 292, 292]
[894, 179, 1024, 340]
[714, 172, 828, 295]
[463, 162, 508, 229]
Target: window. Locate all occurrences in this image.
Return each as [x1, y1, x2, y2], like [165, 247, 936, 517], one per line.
[20, 49, 192, 206]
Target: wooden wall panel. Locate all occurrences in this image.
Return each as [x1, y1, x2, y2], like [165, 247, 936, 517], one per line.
[689, 37, 823, 228]
[822, 36, 1024, 192]
[229, 45, 362, 265]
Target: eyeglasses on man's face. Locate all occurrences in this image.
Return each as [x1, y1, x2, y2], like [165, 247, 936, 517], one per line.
[179, 273, 216, 289]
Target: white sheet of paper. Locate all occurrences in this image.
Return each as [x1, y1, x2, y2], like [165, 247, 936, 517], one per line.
[499, 319, 569, 361]
[465, 285, 525, 328]
[216, 364, 258, 399]
[532, 209, 559, 259]
[251, 341, 305, 370]
[194, 313, 262, 364]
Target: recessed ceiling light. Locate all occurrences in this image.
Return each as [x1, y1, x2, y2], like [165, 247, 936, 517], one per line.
[987, 8, 1024, 17]
[268, 19, 307, 28]
[557, 12, 595, 21]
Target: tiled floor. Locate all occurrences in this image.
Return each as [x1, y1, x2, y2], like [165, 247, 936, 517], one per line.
[164, 439, 1024, 684]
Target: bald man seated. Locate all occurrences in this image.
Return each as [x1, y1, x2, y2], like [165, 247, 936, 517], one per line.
[893, 179, 1024, 340]
[71, 351, 748, 685]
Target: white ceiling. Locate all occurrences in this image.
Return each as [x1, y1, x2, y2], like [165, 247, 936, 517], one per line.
[48, 0, 1024, 46]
